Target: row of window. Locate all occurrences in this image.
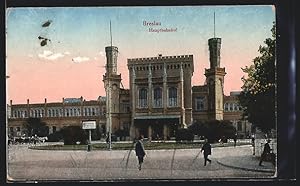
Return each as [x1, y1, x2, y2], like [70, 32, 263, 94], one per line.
[11, 107, 106, 118]
[194, 97, 242, 112]
[138, 87, 177, 108]
[11, 101, 242, 118]
[133, 63, 191, 71]
[224, 103, 243, 112]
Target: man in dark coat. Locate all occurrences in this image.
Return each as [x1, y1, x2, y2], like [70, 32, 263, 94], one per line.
[135, 135, 146, 170]
[259, 139, 271, 166]
[233, 134, 237, 147]
[201, 139, 212, 166]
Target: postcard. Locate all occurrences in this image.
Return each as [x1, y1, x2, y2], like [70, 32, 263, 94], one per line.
[6, 5, 277, 182]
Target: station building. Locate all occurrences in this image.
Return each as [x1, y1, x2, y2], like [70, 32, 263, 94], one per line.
[8, 36, 252, 140]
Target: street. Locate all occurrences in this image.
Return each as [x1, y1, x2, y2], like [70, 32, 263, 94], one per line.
[7, 144, 275, 181]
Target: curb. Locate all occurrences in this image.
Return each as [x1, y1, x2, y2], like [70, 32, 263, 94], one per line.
[216, 160, 275, 173]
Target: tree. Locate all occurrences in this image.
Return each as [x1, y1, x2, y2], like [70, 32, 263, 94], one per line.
[23, 117, 49, 137]
[188, 120, 236, 142]
[239, 22, 276, 134]
[61, 126, 88, 145]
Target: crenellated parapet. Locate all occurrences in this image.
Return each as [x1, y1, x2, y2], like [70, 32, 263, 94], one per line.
[128, 55, 193, 64]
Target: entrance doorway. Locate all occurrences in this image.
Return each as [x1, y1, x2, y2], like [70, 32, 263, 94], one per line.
[134, 118, 179, 139]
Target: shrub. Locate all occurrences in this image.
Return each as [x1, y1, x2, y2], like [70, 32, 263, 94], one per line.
[46, 131, 63, 142]
[61, 126, 88, 145]
[91, 125, 101, 140]
[188, 120, 236, 143]
[175, 128, 194, 142]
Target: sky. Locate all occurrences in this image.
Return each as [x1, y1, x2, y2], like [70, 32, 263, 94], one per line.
[6, 6, 275, 104]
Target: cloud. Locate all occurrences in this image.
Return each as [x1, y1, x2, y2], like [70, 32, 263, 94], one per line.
[28, 54, 33, 58]
[64, 51, 71, 55]
[99, 51, 105, 57]
[38, 50, 64, 60]
[72, 56, 90, 63]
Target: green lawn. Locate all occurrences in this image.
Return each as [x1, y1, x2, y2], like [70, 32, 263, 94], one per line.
[29, 141, 251, 151]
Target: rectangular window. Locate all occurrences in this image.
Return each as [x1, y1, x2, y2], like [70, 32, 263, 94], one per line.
[195, 97, 205, 111]
[168, 87, 177, 107]
[139, 88, 148, 108]
[154, 88, 162, 108]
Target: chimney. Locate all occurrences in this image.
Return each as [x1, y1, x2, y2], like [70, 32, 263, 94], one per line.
[45, 98, 47, 104]
[10, 100, 12, 106]
[27, 99, 29, 105]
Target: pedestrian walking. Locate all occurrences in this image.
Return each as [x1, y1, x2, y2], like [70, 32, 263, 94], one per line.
[33, 134, 37, 145]
[201, 139, 212, 166]
[233, 134, 237, 147]
[251, 134, 255, 155]
[259, 139, 271, 166]
[135, 135, 146, 170]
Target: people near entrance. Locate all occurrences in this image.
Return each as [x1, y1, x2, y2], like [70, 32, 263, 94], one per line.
[106, 134, 109, 144]
[251, 134, 255, 155]
[233, 134, 237, 147]
[259, 139, 272, 166]
[33, 134, 38, 145]
[135, 135, 146, 171]
[251, 134, 255, 145]
[201, 138, 212, 166]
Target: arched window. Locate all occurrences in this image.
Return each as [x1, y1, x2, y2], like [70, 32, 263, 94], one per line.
[88, 108, 91, 116]
[139, 88, 148, 108]
[229, 103, 233, 111]
[24, 110, 27, 117]
[153, 87, 162, 108]
[168, 87, 177, 107]
[66, 109, 69, 117]
[92, 108, 95, 115]
[224, 103, 228, 111]
[234, 103, 238, 111]
[55, 109, 59, 117]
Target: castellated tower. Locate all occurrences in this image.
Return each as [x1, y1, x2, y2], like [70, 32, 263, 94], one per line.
[103, 46, 122, 134]
[205, 38, 226, 120]
[105, 46, 118, 75]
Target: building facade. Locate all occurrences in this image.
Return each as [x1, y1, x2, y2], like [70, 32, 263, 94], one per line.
[7, 36, 252, 140]
[127, 54, 193, 140]
[8, 97, 107, 138]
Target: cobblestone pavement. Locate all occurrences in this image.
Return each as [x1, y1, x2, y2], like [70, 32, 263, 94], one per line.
[7, 144, 275, 182]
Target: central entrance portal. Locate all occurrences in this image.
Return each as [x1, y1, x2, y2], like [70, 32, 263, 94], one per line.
[134, 117, 179, 140]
